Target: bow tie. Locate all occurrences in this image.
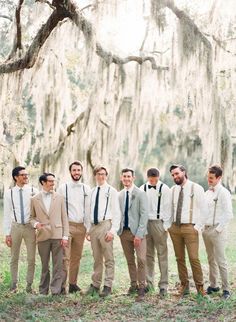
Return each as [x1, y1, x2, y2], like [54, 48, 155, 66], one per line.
[148, 185, 156, 190]
[42, 191, 52, 196]
[209, 186, 215, 192]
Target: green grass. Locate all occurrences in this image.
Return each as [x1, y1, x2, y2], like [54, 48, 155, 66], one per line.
[0, 199, 236, 321]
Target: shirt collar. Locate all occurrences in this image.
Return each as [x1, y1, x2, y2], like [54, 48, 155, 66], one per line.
[125, 184, 134, 193]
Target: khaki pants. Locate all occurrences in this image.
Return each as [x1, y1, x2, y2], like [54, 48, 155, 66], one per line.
[90, 220, 114, 288]
[202, 226, 229, 291]
[146, 220, 168, 290]
[169, 223, 203, 288]
[38, 239, 63, 295]
[62, 222, 86, 286]
[10, 222, 36, 285]
[120, 229, 146, 289]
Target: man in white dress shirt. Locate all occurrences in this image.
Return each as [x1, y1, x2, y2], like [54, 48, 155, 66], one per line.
[202, 164, 233, 300]
[86, 166, 121, 297]
[140, 168, 171, 297]
[3, 166, 38, 293]
[58, 161, 91, 294]
[168, 164, 206, 296]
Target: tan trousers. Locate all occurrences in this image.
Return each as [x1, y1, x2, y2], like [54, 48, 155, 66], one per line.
[169, 223, 203, 288]
[202, 226, 229, 291]
[38, 239, 63, 295]
[90, 220, 114, 288]
[120, 229, 146, 289]
[62, 222, 86, 286]
[146, 220, 168, 290]
[10, 222, 36, 285]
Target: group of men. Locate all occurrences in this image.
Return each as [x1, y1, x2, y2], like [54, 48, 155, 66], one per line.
[3, 162, 233, 302]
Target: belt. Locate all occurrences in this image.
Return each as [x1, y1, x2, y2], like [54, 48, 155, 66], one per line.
[92, 219, 111, 226]
[205, 224, 218, 228]
[123, 227, 130, 230]
[173, 223, 194, 226]
[69, 222, 84, 226]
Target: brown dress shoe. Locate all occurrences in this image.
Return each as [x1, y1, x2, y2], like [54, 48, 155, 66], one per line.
[135, 288, 145, 302]
[127, 285, 138, 295]
[99, 286, 112, 297]
[196, 285, 206, 296]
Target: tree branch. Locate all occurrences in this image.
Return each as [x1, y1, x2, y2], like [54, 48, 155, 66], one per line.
[8, 0, 24, 60]
[0, 14, 13, 21]
[0, 8, 69, 74]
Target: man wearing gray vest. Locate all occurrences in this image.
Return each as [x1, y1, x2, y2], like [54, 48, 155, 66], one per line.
[169, 164, 206, 297]
[140, 168, 171, 298]
[202, 164, 233, 300]
[58, 161, 91, 294]
[3, 166, 38, 293]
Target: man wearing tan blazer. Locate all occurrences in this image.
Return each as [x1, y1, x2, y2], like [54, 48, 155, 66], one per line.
[30, 173, 69, 295]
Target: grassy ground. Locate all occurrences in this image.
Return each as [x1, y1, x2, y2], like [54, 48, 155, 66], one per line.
[0, 199, 236, 322]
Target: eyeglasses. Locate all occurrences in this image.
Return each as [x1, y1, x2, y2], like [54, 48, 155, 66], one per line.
[96, 172, 107, 176]
[46, 179, 55, 183]
[18, 174, 29, 177]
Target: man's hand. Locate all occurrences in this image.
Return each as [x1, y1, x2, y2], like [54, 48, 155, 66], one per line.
[5, 235, 12, 247]
[105, 231, 114, 242]
[133, 236, 142, 248]
[86, 233, 91, 242]
[61, 239, 68, 249]
[36, 223, 44, 230]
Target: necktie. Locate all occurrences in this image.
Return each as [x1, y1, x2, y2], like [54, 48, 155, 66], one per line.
[175, 187, 183, 226]
[94, 187, 100, 225]
[124, 191, 129, 228]
[19, 188, 25, 224]
[148, 185, 156, 189]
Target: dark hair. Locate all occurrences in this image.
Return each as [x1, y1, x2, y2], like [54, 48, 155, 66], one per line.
[39, 172, 55, 185]
[208, 164, 223, 178]
[93, 166, 108, 176]
[147, 168, 160, 177]
[12, 166, 26, 182]
[69, 161, 83, 172]
[121, 168, 135, 176]
[169, 164, 188, 179]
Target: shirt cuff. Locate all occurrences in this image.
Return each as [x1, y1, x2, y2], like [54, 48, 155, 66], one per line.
[34, 222, 39, 229]
[62, 236, 68, 240]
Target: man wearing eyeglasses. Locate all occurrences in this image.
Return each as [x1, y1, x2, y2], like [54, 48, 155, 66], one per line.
[3, 166, 38, 293]
[85, 166, 121, 297]
[30, 173, 69, 295]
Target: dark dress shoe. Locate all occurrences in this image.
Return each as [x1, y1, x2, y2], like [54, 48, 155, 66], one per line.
[207, 286, 220, 294]
[85, 284, 100, 296]
[99, 286, 112, 297]
[221, 290, 230, 300]
[69, 284, 81, 293]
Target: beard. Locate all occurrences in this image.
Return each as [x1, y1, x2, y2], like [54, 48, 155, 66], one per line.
[71, 174, 81, 182]
[174, 176, 185, 185]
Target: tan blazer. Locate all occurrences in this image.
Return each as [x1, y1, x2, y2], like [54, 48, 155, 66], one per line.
[30, 191, 69, 242]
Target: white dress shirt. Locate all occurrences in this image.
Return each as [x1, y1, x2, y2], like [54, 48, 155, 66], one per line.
[3, 184, 38, 235]
[88, 182, 122, 234]
[140, 180, 172, 230]
[57, 181, 91, 227]
[41, 190, 53, 213]
[205, 183, 233, 232]
[171, 179, 206, 231]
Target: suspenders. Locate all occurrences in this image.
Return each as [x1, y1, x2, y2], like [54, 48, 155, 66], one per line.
[65, 183, 87, 217]
[172, 183, 195, 223]
[10, 188, 17, 222]
[212, 187, 221, 225]
[144, 183, 163, 219]
[91, 186, 111, 223]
